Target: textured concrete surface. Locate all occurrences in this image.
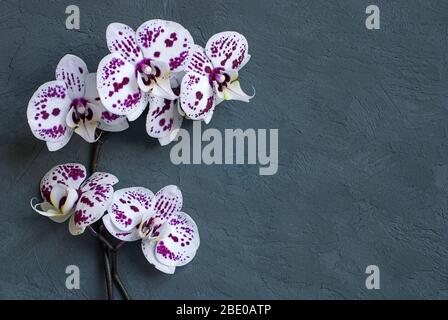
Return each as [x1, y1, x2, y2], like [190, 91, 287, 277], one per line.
[1, 0, 448, 299]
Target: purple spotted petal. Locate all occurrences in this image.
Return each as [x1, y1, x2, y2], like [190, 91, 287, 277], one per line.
[146, 96, 183, 142]
[27, 80, 72, 145]
[73, 172, 118, 229]
[136, 19, 194, 73]
[180, 73, 215, 121]
[45, 131, 73, 151]
[185, 45, 214, 76]
[205, 31, 249, 71]
[157, 104, 183, 146]
[138, 185, 182, 240]
[154, 212, 200, 267]
[97, 52, 148, 117]
[141, 240, 176, 274]
[106, 23, 143, 65]
[55, 54, 88, 99]
[80, 172, 119, 190]
[40, 163, 87, 203]
[98, 107, 129, 132]
[103, 214, 140, 241]
[83, 72, 129, 132]
[69, 214, 86, 235]
[150, 185, 183, 221]
[72, 194, 111, 229]
[109, 187, 154, 232]
[84, 73, 101, 102]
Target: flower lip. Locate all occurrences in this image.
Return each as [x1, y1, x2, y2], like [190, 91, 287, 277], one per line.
[206, 67, 230, 87]
[135, 58, 157, 75]
[60, 187, 80, 215]
[138, 216, 158, 239]
[70, 97, 88, 113]
[215, 74, 226, 84]
[58, 195, 67, 209]
[142, 65, 152, 75]
[135, 59, 164, 93]
[69, 98, 96, 124]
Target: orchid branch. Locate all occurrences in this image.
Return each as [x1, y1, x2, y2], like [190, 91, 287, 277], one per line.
[28, 20, 238, 300]
[110, 243, 131, 300]
[88, 132, 131, 300]
[90, 132, 109, 173]
[88, 224, 131, 300]
[101, 238, 114, 300]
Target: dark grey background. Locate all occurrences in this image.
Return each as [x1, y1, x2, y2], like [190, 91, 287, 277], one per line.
[1, 0, 448, 299]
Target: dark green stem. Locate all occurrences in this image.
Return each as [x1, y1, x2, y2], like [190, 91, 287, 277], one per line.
[101, 239, 114, 299]
[89, 132, 131, 300]
[111, 244, 131, 300]
[90, 132, 109, 174]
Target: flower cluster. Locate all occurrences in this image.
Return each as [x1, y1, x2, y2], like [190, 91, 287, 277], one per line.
[102, 185, 199, 274]
[31, 163, 118, 235]
[27, 19, 252, 150]
[31, 163, 199, 274]
[27, 19, 252, 281]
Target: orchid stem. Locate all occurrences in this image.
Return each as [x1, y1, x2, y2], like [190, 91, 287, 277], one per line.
[89, 133, 114, 300]
[90, 132, 109, 173]
[111, 248, 131, 300]
[88, 133, 132, 300]
[88, 225, 114, 250]
[91, 224, 113, 300]
[101, 240, 114, 300]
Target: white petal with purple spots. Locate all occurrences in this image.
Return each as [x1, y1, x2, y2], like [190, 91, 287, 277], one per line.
[180, 73, 215, 121]
[83, 72, 129, 132]
[27, 80, 72, 144]
[126, 97, 148, 121]
[103, 214, 141, 241]
[80, 171, 119, 189]
[84, 73, 102, 103]
[46, 130, 73, 151]
[185, 45, 214, 76]
[136, 19, 194, 73]
[154, 212, 200, 267]
[106, 23, 143, 65]
[69, 214, 86, 236]
[98, 109, 129, 132]
[151, 185, 183, 221]
[205, 31, 249, 71]
[109, 187, 154, 232]
[40, 163, 87, 203]
[55, 54, 88, 99]
[146, 96, 183, 140]
[72, 173, 117, 232]
[97, 52, 148, 117]
[141, 240, 176, 274]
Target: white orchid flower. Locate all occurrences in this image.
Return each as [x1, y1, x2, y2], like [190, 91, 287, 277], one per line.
[31, 163, 118, 235]
[27, 55, 129, 151]
[96, 19, 193, 128]
[180, 32, 253, 124]
[102, 185, 200, 274]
